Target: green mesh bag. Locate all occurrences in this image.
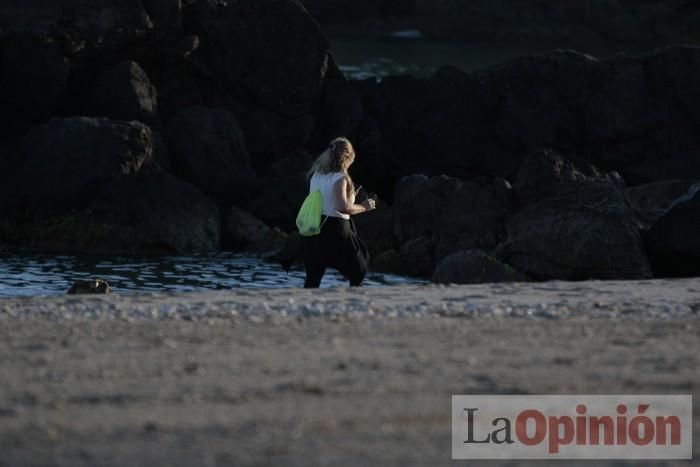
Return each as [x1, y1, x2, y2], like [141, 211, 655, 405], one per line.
[296, 190, 326, 236]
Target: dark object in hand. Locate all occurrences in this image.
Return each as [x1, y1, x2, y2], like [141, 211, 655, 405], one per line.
[367, 192, 379, 201]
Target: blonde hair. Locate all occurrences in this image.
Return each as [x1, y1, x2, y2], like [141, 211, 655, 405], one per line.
[308, 137, 356, 192]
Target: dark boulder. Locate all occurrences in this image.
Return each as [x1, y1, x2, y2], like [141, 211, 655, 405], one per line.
[432, 249, 531, 285]
[89, 60, 159, 126]
[186, 0, 328, 116]
[353, 47, 700, 192]
[0, 170, 221, 254]
[142, 0, 183, 35]
[222, 206, 288, 253]
[371, 249, 404, 276]
[399, 236, 434, 278]
[514, 148, 600, 202]
[314, 53, 364, 146]
[244, 172, 308, 231]
[393, 174, 513, 262]
[644, 182, 700, 277]
[185, 0, 330, 153]
[165, 106, 255, 203]
[0, 32, 70, 142]
[81, 172, 221, 254]
[498, 151, 652, 280]
[0, 0, 152, 38]
[0, 117, 153, 220]
[353, 51, 599, 188]
[152, 61, 204, 118]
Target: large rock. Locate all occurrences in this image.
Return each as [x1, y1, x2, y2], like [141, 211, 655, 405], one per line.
[0, 117, 153, 219]
[0, 32, 70, 142]
[399, 236, 434, 278]
[497, 151, 652, 280]
[82, 172, 221, 253]
[222, 206, 287, 253]
[0, 169, 221, 254]
[371, 249, 404, 275]
[244, 172, 308, 231]
[142, 0, 183, 34]
[644, 182, 700, 277]
[166, 106, 255, 202]
[185, 0, 331, 153]
[393, 174, 513, 261]
[432, 250, 531, 285]
[0, 0, 153, 37]
[89, 60, 159, 126]
[353, 47, 700, 195]
[313, 54, 364, 145]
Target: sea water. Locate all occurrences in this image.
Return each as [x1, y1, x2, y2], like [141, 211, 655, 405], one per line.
[0, 252, 426, 297]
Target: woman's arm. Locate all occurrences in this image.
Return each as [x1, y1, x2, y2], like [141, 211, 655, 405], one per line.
[334, 177, 375, 215]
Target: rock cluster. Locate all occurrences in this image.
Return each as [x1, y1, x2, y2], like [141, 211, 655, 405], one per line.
[0, 1, 698, 281]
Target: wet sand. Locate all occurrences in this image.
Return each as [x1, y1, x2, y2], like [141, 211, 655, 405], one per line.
[0, 280, 698, 466]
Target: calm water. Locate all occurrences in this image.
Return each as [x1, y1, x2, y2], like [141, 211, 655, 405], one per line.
[332, 37, 656, 80]
[0, 252, 425, 297]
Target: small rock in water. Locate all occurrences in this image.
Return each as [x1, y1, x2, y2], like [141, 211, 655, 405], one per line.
[67, 279, 112, 295]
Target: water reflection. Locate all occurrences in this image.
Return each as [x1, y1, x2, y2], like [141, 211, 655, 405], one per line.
[0, 252, 426, 297]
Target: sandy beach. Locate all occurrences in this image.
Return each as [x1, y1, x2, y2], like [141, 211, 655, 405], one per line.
[0, 280, 698, 466]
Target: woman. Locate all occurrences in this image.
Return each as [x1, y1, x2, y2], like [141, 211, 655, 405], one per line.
[302, 137, 376, 288]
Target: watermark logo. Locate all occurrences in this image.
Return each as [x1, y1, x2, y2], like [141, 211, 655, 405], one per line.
[452, 395, 692, 459]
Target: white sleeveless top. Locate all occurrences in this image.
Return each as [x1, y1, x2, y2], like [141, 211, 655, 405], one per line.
[310, 171, 355, 220]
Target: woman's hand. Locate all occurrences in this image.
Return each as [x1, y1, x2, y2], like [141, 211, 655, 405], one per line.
[335, 177, 376, 215]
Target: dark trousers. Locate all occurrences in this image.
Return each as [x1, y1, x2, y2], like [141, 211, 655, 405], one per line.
[302, 215, 370, 288]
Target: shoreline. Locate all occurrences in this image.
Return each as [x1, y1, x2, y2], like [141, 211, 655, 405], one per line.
[1, 279, 699, 322]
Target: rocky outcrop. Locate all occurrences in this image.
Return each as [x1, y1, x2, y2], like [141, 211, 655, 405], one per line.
[83, 172, 221, 254]
[166, 106, 255, 202]
[352, 47, 700, 198]
[1, 117, 153, 220]
[393, 174, 513, 261]
[0, 116, 221, 254]
[432, 250, 530, 285]
[183, 0, 332, 158]
[398, 236, 434, 278]
[0, 170, 221, 254]
[644, 182, 700, 277]
[1, 1, 699, 281]
[497, 151, 652, 280]
[244, 173, 308, 231]
[0, 0, 153, 38]
[222, 206, 287, 253]
[89, 60, 159, 126]
[0, 32, 71, 141]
